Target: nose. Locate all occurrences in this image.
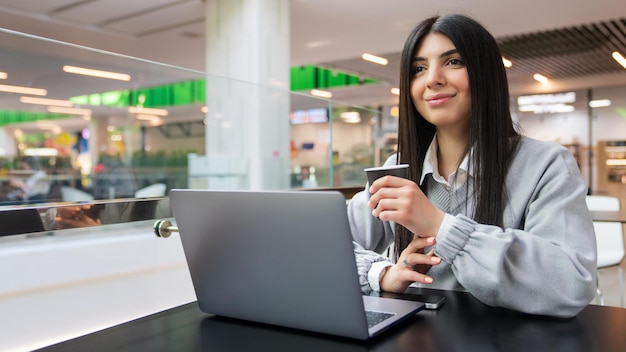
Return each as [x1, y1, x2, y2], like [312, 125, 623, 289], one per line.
[425, 66, 446, 88]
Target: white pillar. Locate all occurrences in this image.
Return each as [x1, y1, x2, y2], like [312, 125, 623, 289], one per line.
[0, 128, 17, 160]
[202, 0, 290, 190]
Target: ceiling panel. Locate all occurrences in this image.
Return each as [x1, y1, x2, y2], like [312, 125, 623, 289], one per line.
[52, 0, 181, 26]
[500, 19, 626, 85]
[102, 0, 205, 37]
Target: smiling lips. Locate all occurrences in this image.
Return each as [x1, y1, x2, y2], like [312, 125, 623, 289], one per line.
[426, 93, 455, 106]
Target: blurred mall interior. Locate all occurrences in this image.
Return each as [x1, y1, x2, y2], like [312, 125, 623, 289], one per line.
[0, 0, 625, 204]
[1, 1, 626, 350]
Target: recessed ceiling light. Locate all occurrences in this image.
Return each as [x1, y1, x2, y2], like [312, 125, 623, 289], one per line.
[310, 89, 332, 99]
[502, 57, 512, 68]
[533, 73, 548, 84]
[136, 114, 160, 122]
[361, 53, 388, 65]
[589, 99, 611, 108]
[0, 84, 47, 96]
[48, 106, 92, 116]
[390, 87, 400, 95]
[612, 51, 626, 69]
[128, 106, 168, 116]
[63, 65, 131, 81]
[20, 96, 73, 107]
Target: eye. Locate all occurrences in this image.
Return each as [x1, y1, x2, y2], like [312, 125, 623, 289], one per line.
[447, 57, 465, 66]
[411, 65, 427, 76]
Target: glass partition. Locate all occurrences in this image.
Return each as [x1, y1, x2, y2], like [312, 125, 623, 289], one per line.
[0, 28, 395, 210]
[0, 28, 398, 351]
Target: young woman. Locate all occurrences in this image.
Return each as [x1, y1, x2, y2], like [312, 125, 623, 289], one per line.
[348, 14, 596, 318]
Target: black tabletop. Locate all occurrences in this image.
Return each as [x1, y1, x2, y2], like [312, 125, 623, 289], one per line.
[37, 288, 626, 352]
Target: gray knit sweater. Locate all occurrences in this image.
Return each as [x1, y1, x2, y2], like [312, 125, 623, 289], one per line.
[348, 136, 597, 318]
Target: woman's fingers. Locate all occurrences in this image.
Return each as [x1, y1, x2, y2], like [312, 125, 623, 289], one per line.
[406, 236, 436, 250]
[380, 236, 442, 292]
[402, 252, 441, 267]
[400, 236, 440, 274]
[380, 262, 434, 292]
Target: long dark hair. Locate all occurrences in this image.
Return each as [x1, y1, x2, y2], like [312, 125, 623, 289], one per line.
[394, 14, 520, 260]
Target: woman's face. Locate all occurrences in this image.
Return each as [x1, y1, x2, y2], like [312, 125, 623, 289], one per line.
[410, 32, 471, 133]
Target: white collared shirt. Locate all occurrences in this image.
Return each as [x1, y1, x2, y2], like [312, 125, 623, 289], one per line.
[420, 134, 473, 190]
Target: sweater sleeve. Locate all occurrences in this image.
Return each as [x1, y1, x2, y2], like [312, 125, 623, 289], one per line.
[434, 146, 597, 318]
[348, 189, 396, 293]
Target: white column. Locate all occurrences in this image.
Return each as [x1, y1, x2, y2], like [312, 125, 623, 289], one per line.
[0, 128, 17, 159]
[202, 0, 290, 190]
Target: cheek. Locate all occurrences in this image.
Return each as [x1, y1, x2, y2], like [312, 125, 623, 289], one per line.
[410, 81, 424, 109]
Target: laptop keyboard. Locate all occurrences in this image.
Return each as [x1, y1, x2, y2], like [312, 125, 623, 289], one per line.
[365, 310, 395, 328]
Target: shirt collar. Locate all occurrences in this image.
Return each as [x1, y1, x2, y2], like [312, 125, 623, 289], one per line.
[419, 134, 474, 186]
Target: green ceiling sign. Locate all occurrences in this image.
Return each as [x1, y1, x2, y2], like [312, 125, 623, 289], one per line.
[0, 110, 67, 126]
[290, 65, 378, 91]
[70, 80, 206, 108]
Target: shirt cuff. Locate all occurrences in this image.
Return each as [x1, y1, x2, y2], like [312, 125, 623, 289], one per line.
[368, 260, 393, 291]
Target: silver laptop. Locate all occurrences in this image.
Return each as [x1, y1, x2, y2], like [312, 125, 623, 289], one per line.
[169, 189, 424, 340]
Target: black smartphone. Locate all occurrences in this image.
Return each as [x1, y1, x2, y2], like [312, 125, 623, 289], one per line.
[409, 294, 445, 310]
[377, 291, 445, 310]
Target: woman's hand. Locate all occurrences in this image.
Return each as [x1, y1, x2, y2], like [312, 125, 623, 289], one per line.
[368, 175, 445, 238]
[55, 205, 102, 229]
[379, 236, 441, 292]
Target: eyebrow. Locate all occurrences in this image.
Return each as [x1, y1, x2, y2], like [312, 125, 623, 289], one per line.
[412, 49, 460, 62]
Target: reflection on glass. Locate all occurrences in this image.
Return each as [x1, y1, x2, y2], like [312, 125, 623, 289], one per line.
[0, 28, 395, 211]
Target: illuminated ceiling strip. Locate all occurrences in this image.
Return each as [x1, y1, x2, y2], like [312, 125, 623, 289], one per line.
[48, 106, 92, 115]
[612, 51, 626, 69]
[589, 99, 611, 108]
[128, 106, 168, 116]
[310, 89, 332, 99]
[63, 65, 131, 81]
[361, 53, 388, 66]
[533, 73, 548, 83]
[20, 96, 73, 107]
[135, 114, 160, 122]
[0, 84, 47, 96]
